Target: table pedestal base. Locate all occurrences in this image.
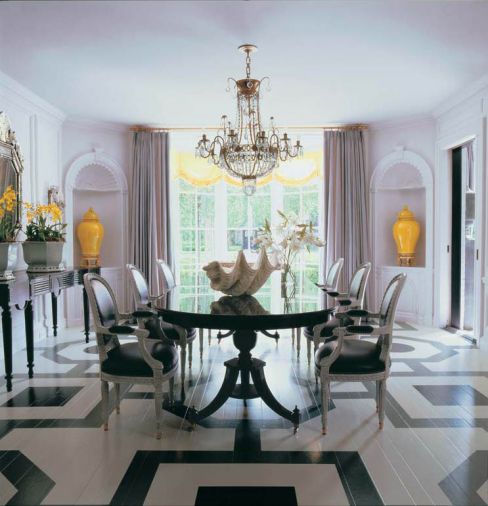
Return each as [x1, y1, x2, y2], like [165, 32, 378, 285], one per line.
[189, 329, 300, 432]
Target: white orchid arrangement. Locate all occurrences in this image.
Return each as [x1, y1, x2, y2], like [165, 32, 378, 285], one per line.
[255, 210, 324, 278]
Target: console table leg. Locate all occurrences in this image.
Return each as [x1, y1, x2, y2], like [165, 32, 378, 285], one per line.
[51, 293, 58, 337]
[1, 304, 13, 391]
[24, 300, 34, 379]
[83, 286, 90, 343]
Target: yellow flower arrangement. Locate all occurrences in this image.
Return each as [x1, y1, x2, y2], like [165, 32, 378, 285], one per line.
[23, 201, 66, 242]
[0, 185, 20, 242]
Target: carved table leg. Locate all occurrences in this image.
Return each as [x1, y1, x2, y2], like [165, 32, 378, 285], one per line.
[24, 300, 34, 379]
[191, 363, 239, 423]
[250, 360, 300, 432]
[51, 293, 58, 337]
[1, 303, 13, 391]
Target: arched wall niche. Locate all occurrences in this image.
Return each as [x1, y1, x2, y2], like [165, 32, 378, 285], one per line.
[64, 149, 128, 325]
[370, 147, 433, 324]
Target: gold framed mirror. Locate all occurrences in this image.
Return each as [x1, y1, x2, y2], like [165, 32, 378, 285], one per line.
[0, 112, 23, 227]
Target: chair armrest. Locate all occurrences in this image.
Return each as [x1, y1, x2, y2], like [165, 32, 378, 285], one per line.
[346, 325, 375, 334]
[346, 325, 390, 336]
[327, 291, 346, 297]
[318, 327, 346, 369]
[133, 310, 157, 318]
[346, 309, 381, 319]
[314, 283, 331, 292]
[108, 324, 136, 335]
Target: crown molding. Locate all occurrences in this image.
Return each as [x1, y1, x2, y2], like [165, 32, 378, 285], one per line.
[0, 69, 66, 123]
[64, 116, 130, 134]
[369, 114, 434, 132]
[432, 71, 488, 118]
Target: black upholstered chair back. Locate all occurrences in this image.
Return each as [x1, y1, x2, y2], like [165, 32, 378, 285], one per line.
[127, 264, 150, 307]
[377, 273, 406, 362]
[83, 273, 122, 360]
[325, 258, 344, 291]
[156, 259, 176, 292]
[348, 262, 371, 305]
[379, 273, 406, 328]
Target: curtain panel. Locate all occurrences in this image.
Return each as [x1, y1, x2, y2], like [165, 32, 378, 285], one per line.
[129, 131, 171, 294]
[323, 129, 371, 294]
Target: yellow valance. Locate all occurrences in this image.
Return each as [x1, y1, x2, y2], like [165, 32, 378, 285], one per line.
[171, 151, 322, 187]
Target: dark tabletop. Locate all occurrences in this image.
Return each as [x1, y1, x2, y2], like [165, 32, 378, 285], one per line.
[154, 270, 334, 331]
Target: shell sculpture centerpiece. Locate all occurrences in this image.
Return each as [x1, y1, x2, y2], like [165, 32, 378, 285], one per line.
[203, 248, 279, 296]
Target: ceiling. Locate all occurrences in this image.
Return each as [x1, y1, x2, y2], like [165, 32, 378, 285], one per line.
[1, 0, 488, 127]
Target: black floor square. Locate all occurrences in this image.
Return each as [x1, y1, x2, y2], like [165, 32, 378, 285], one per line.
[414, 384, 488, 406]
[194, 486, 298, 506]
[1, 386, 83, 407]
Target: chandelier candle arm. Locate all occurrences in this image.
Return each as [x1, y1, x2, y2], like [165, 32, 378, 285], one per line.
[196, 44, 302, 196]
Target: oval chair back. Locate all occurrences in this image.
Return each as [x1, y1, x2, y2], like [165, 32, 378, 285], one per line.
[325, 258, 344, 291]
[127, 264, 150, 308]
[348, 262, 371, 308]
[377, 273, 407, 362]
[83, 273, 122, 361]
[156, 259, 176, 292]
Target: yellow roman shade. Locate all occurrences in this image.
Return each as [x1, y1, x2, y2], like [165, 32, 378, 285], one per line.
[171, 151, 322, 187]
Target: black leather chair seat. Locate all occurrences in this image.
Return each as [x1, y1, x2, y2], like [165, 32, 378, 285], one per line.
[314, 339, 386, 375]
[101, 341, 178, 377]
[143, 317, 196, 342]
[304, 316, 354, 340]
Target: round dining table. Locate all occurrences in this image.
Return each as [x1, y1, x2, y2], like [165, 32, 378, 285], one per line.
[153, 270, 334, 432]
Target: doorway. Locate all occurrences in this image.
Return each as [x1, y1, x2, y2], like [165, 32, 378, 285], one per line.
[450, 142, 476, 336]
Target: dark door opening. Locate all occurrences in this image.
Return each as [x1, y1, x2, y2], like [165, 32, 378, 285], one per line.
[450, 143, 476, 333]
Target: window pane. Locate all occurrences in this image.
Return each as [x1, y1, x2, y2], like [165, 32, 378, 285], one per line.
[181, 230, 195, 252]
[303, 192, 319, 225]
[197, 194, 214, 228]
[228, 229, 248, 251]
[252, 195, 271, 228]
[227, 195, 247, 228]
[198, 229, 213, 253]
[179, 193, 195, 228]
[283, 193, 300, 216]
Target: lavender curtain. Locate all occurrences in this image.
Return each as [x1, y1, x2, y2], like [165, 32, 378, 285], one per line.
[323, 129, 371, 294]
[129, 131, 171, 294]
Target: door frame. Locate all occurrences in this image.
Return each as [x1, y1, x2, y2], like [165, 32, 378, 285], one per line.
[434, 116, 484, 340]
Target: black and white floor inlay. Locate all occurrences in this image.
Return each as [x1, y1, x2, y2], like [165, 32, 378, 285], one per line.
[0, 324, 487, 505]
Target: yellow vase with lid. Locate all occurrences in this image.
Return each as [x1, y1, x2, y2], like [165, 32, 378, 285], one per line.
[392, 205, 420, 266]
[76, 207, 104, 267]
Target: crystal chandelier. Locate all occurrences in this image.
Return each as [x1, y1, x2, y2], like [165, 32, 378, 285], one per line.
[195, 44, 303, 196]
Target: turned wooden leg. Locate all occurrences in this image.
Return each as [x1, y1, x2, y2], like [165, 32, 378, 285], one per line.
[154, 380, 163, 439]
[378, 379, 386, 430]
[321, 376, 330, 435]
[114, 383, 121, 414]
[101, 380, 109, 431]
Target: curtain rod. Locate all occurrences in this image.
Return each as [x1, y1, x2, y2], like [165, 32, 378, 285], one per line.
[130, 124, 368, 133]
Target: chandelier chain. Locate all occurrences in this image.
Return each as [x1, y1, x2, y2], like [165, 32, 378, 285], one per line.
[245, 52, 251, 79]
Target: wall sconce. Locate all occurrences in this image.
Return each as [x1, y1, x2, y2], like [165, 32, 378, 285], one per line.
[48, 185, 65, 209]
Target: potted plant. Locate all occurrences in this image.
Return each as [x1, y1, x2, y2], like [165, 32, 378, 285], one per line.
[0, 185, 20, 280]
[255, 210, 324, 297]
[22, 201, 66, 272]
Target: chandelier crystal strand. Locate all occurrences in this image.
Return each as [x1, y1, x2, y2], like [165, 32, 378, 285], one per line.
[196, 44, 303, 196]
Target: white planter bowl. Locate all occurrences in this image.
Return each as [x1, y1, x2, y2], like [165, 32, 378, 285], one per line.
[22, 241, 65, 273]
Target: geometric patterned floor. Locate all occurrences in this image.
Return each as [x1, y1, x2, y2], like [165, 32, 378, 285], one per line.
[1, 323, 487, 505]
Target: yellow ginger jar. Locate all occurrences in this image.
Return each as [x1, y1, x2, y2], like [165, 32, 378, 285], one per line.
[76, 207, 104, 267]
[392, 205, 420, 267]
